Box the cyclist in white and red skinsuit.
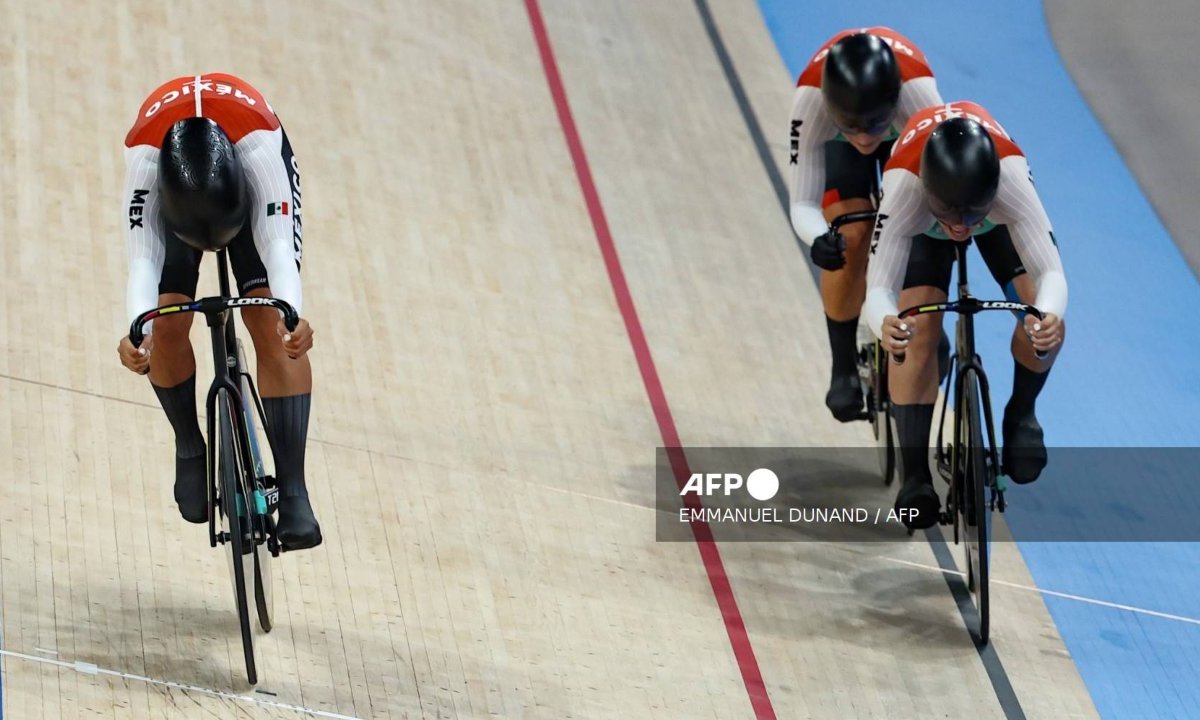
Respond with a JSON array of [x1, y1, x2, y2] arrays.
[[863, 101, 1068, 529], [116, 73, 321, 550], [788, 27, 944, 423]]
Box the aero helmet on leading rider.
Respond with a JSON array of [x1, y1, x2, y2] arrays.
[[158, 117, 250, 251], [820, 33, 901, 136], [919, 116, 1000, 227]]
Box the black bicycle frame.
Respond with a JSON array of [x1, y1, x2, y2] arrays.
[[897, 239, 1046, 497], [127, 248, 299, 545], [204, 251, 251, 546], [947, 242, 1003, 494]]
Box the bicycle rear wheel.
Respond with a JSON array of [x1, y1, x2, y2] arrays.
[[252, 505, 274, 633], [218, 389, 258, 685], [236, 340, 275, 633], [961, 370, 991, 644], [861, 340, 896, 485]]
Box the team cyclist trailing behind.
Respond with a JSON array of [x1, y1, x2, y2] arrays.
[[787, 27, 945, 422]]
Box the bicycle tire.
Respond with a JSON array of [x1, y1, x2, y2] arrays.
[[861, 340, 896, 485], [253, 545, 273, 632], [236, 340, 275, 634], [962, 370, 991, 644], [879, 409, 897, 487], [219, 389, 258, 685]]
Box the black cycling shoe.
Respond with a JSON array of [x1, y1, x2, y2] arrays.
[[277, 496, 323, 551], [174, 454, 208, 524], [825, 371, 864, 423], [1003, 410, 1047, 484], [895, 475, 940, 530]]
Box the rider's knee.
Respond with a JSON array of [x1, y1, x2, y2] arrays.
[[841, 221, 870, 253], [905, 314, 942, 357], [152, 312, 193, 348], [242, 307, 283, 356]]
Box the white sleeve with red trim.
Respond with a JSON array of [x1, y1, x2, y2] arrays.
[[895, 77, 943, 124], [863, 169, 932, 339], [787, 85, 838, 246], [990, 156, 1068, 318], [238, 128, 303, 317], [124, 145, 165, 335]]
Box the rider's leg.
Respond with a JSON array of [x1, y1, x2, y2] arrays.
[[1003, 273, 1063, 483], [817, 139, 891, 422], [148, 238, 209, 523], [979, 227, 1064, 484], [821, 196, 873, 420], [888, 235, 954, 529], [231, 179, 321, 549]]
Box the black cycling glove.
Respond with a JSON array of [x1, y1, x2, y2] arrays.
[[810, 231, 846, 271]]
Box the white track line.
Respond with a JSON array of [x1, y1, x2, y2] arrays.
[[0, 648, 363, 720], [877, 554, 1200, 626], [539, 482, 1200, 628]]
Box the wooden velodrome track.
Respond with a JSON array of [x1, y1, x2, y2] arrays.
[[0, 0, 1099, 718]]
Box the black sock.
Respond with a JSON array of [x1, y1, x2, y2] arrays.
[[263, 394, 311, 499], [152, 375, 205, 459], [893, 403, 935, 483], [826, 315, 859, 378], [1005, 362, 1050, 421]]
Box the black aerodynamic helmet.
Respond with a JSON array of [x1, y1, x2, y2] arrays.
[[919, 117, 1001, 227], [820, 33, 902, 136], [158, 117, 250, 251]]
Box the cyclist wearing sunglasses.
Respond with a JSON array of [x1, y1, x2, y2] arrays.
[[863, 102, 1068, 528], [787, 28, 943, 422]]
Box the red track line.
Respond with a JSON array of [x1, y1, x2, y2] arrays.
[[521, 2, 777, 718]]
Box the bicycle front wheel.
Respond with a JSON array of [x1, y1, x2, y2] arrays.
[[218, 389, 258, 685], [961, 370, 991, 644]]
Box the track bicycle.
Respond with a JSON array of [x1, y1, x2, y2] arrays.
[[894, 237, 1046, 644], [130, 248, 297, 685], [827, 210, 898, 486]]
